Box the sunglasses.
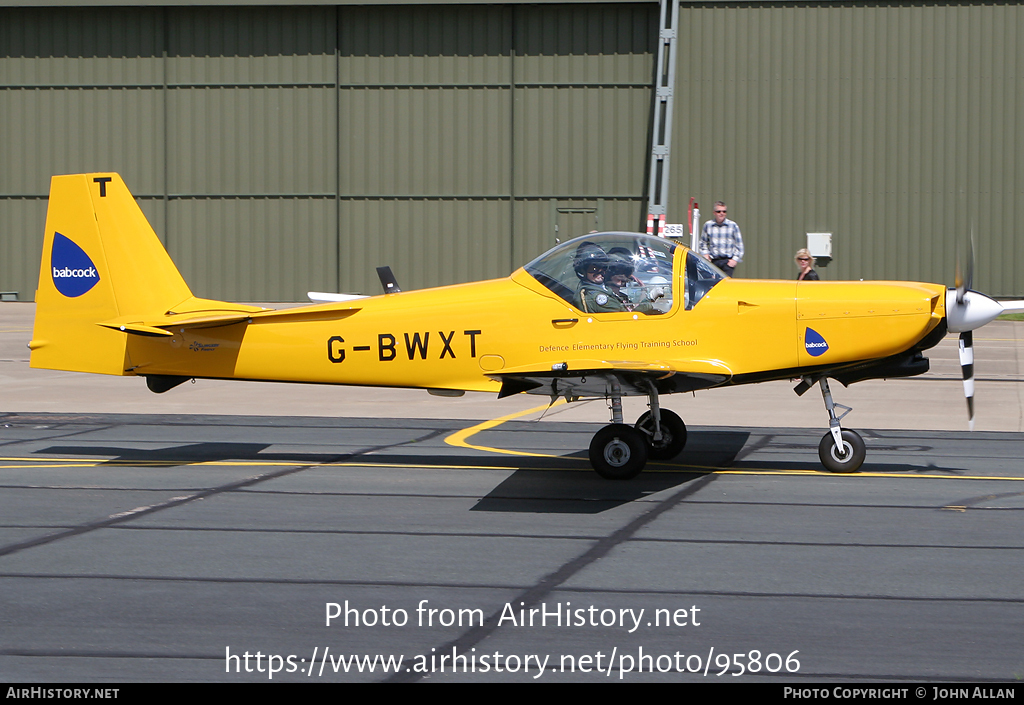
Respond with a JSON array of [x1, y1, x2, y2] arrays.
[[797, 257, 811, 262]]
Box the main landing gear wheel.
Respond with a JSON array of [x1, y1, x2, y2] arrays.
[[635, 409, 688, 460], [817, 429, 866, 473], [589, 424, 648, 480]]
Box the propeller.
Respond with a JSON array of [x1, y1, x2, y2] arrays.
[[946, 236, 1024, 430], [954, 237, 972, 306], [958, 329, 975, 431], [954, 237, 976, 430]]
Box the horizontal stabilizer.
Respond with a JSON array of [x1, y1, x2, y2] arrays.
[[99, 299, 362, 335], [98, 323, 175, 337]]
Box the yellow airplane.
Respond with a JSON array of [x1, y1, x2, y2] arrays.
[[29, 173, 1024, 478]]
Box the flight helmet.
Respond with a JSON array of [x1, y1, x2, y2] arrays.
[[573, 242, 609, 281]]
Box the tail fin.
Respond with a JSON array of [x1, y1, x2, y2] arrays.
[[30, 173, 194, 375]]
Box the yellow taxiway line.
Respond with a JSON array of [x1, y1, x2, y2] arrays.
[[4, 458, 1023, 482], [441, 408, 1024, 481], [4, 423, 1024, 483], [444, 400, 567, 457]]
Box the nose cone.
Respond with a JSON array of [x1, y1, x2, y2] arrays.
[[946, 289, 1004, 333]]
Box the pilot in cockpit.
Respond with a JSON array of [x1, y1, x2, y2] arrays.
[[572, 242, 624, 313]]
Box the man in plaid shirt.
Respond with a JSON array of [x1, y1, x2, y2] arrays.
[[699, 201, 744, 277]]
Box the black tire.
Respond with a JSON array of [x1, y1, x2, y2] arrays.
[[817, 429, 866, 473], [589, 424, 648, 480], [634, 409, 688, 460]]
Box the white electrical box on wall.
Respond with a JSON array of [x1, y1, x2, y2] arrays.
[[807, 232, 832, 259]]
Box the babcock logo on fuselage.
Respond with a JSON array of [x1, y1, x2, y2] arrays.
[[51, 232, 100, 297], [804, 328, 829, 357]]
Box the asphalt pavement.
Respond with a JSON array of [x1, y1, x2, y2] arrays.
[[2, 303, 1023, 683]]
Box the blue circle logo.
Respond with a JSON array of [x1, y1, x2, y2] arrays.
[[51, 232, 101, 298], [804, 328, 829, 357]]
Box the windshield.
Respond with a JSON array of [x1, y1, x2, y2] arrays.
[[524, 232, 676, 314], [684, 250, 726, 310]]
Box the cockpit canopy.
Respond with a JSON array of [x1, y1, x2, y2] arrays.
[[523, 232, 724, 312]]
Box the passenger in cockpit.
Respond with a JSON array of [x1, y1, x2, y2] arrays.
[[606, 254, 664, 314]]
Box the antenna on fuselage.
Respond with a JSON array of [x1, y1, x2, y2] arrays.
[[376, 266, 402, 294]]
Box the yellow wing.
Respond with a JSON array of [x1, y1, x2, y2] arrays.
[[490, 358, 732, 399]]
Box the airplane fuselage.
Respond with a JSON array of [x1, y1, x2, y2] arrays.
[[124, 265, 946, 395]]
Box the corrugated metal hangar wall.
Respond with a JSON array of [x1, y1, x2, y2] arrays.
[[0, 3, 656, 301], [2, 2, 1022, 301], [672, 2, 1024, 296]]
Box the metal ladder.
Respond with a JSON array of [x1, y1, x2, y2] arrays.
[[645, 0, 681, 236]]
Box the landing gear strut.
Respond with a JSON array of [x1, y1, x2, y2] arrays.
[[635, 382, 687, 459], [588, 381, 687, 479], [815, 378, 865, 473]]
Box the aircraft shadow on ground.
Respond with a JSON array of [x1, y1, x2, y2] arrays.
[[466, 429, 755, 514], [35, 427, 970, 516], [468, 470, 707, 514], [725, 459, 972, 475], [35, 442, 347, 466]]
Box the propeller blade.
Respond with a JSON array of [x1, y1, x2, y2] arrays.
[[958, 331, 975, 431], [954, 232, 975, 305], [952, 234, 982, 431], [954, 256, 965, 305]]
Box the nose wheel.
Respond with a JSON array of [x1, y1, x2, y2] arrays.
[[818, 429, 865, 473], [802, 377, 866, 473]]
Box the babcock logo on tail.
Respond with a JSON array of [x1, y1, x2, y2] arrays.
[[51, 232, 100, 297], [804, 328, 829, 357]]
